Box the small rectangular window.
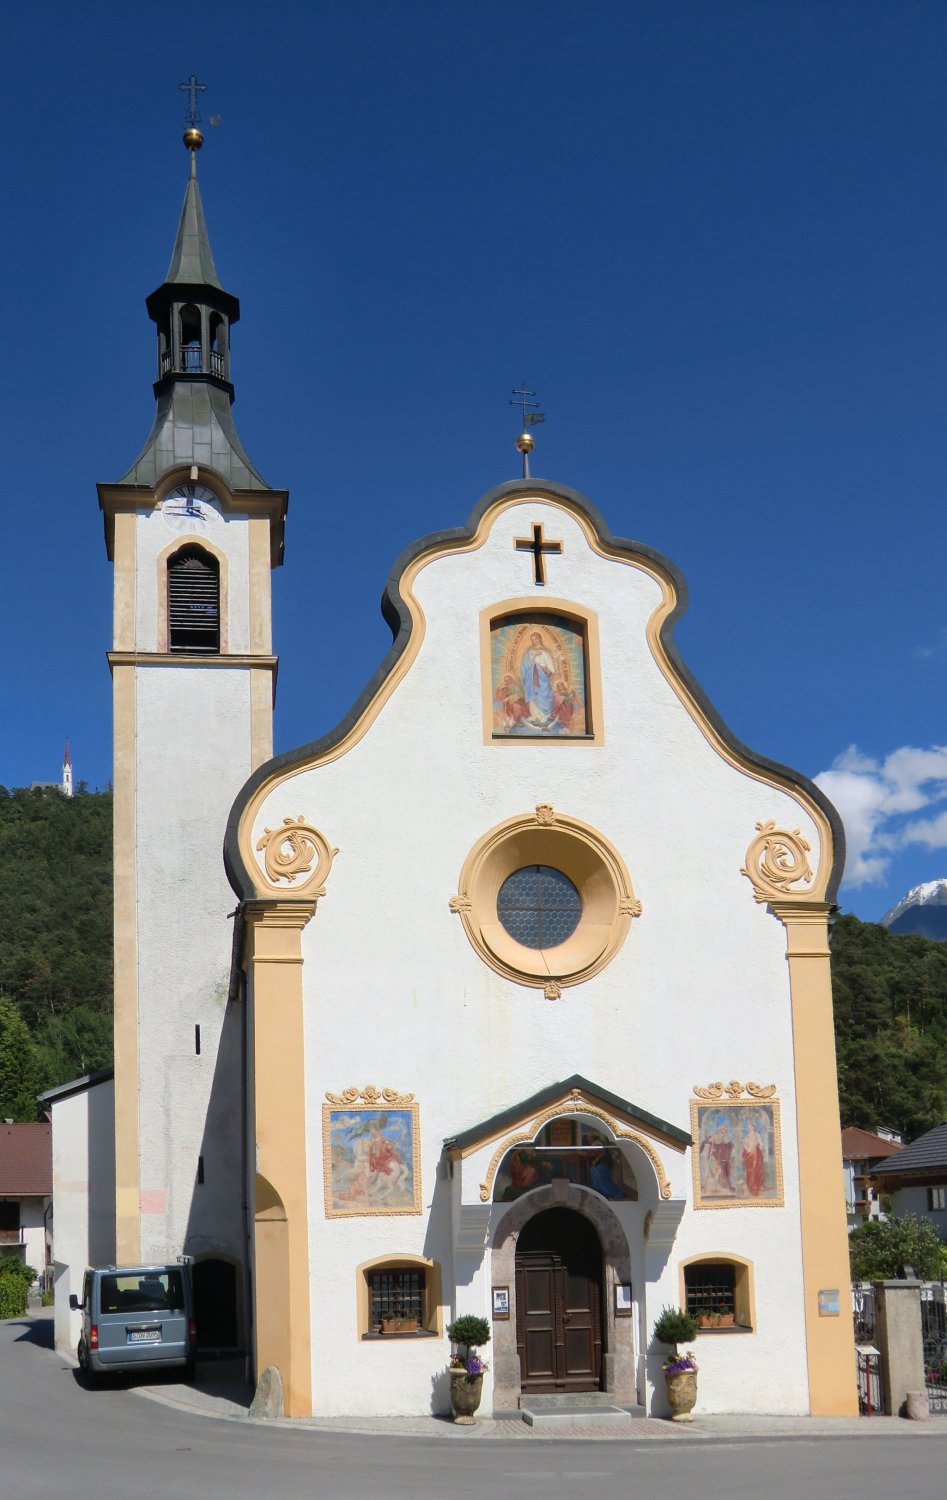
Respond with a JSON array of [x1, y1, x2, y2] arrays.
[[197, 1155, 205, 1186], [194, 1024, 201, 1055], [369, 1270, 424, 1334], [684, 1262, 737, 1324], [928, 1187, 946, 1211]]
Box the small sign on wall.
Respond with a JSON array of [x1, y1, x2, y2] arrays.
[[818, 1289, 840, 1317], [492, 1286, 510, 1320]]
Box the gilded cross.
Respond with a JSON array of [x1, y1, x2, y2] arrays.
[[515, 522, 562, 586]]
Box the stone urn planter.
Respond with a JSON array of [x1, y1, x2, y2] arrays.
[[653, 1305, 699, 1423], [664, 1364, 698, 1422], [446, 1313, 491, 1426], [450, 1368, 485, 1424]]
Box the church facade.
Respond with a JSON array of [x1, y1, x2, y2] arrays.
[[93, 133, 857, 1419]]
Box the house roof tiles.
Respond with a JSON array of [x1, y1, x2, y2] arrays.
[[841, 1126, 903, 1161], [876, 1122, 947, 1176], [0, 1122, 51, 1196]]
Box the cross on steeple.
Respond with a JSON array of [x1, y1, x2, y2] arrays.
[[515, 522, 562, 586], [179, 74, 208, 127]]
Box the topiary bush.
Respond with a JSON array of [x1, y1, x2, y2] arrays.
[[653, 1305, 698, 1349], [446, 1314, 491, 1356]]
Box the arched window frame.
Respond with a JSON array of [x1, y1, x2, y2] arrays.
[[479, 597, 604, 747], [157, 536, 229, 654], [355, 1254, 443, 1341], [679, 1253, 756, 1334]]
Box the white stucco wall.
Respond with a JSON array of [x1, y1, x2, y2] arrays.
[[248, 496, 828, 1417], [134, 663, 250, 1267], [50, 1079, 115, 1355]]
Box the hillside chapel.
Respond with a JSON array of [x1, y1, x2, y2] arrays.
[[59, 124, 858, 1419]]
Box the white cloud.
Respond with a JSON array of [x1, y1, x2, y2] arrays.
[[814, 743, 947, 888]]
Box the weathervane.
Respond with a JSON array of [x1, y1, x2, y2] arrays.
[[509, 382, 546, 478], [179, 74, 208, 152]]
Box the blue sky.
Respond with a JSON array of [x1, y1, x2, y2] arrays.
[[3, 0, 947, 922]]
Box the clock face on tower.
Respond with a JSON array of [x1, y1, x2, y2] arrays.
[[160, 483, 221, 533]]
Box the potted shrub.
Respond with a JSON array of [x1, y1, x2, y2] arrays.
[[446, 1314, 491, 1424], [653, 1305, 699, 1422]]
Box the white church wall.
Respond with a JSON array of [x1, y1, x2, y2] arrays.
[[50, 1078, 114, 1356], [248, 496, 829, 1415], [134, 664, 250, 1266]]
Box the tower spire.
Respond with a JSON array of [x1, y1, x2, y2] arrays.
[[117, 79, 269, 491]]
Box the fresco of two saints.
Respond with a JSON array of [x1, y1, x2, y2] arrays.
[[693, 1103, 782, 1207], [491, 613, 588, 737], [324, 1108, 420, 1216]]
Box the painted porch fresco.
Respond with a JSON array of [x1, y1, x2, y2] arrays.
[[323, 1106, 421, 1217], [491, 613, 588, 737], [494, 1136, 638, 1203], [691, 1101, 783, 1208]]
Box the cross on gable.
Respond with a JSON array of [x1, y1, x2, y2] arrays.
[[515, 522, 563, 586]]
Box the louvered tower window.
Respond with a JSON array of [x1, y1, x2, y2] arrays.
[[168, 547, 220, 654]]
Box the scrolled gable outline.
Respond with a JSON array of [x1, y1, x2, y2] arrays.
[[476, 1100, 673, 1203], [256, 815, 338, 895], [741, 820, 814, 904]]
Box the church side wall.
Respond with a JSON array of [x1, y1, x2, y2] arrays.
[[51, 1081, 115, 1356]]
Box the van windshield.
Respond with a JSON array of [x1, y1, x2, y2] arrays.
[[100, 1270, 186, 1315]]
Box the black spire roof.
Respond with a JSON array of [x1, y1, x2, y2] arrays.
[[119, 149, 269, 491]]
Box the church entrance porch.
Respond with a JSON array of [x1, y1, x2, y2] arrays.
[[515, 1207, 603, 1392]]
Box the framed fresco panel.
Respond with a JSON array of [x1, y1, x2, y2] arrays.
[[690, 1099, 784, 1209], [323, 1096, 421, 1218], [485, 606, 598, 741]]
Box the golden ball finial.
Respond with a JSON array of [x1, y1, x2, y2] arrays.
[[183, 126, 204, 151], [515, 431, 535, 454]]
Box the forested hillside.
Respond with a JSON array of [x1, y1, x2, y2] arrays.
[[832, 913, 947, 1139], [0, 785, 112, 1117], [1, 785, 947, 1138]]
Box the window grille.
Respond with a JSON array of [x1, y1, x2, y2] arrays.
[[496, 864, 582, 948], [684, 1262, 737, 1320], [168, 548, 220, 653], [368, 1269, 424, 1333]]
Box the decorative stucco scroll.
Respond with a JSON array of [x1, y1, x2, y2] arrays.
[[741, 820, 814, 903], [324, 1085, 415, 1107], [692, 1080, 777, 1102], [255, 815, 338, 894]]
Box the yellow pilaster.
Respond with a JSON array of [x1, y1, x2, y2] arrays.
[[245, 900, 316, 1417], [771, 901, 858, 1416]]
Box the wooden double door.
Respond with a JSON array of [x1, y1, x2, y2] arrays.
[[515, 1208, 604, 1392]]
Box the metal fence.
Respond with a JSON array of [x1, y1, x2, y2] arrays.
[[920, 1283, 947, 1415], [852, 1283, 882, 1416]]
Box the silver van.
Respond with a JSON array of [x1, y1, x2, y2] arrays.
[[70, 1264, 196, 1382]]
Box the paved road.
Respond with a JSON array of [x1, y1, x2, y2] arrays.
[[5, 1314, 947, 1500]]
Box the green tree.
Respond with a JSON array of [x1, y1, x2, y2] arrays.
[[848, 1214, 947, 1282], [0, 995, 40, 1120]]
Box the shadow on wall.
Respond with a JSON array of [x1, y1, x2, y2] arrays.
[[88, 1081, 116, 1267], [185, 994, 247, 1352]]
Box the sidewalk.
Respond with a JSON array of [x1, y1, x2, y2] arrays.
[[131, 1364, 947, 1440]]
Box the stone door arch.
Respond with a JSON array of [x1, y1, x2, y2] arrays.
[[491, 1183, 635, 1412]]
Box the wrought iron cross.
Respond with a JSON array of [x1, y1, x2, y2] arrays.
[[515, 522, 562, 586], [179, 74, 209, 127], [509, 382, 545, 429]]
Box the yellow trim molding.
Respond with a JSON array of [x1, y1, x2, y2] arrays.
[[769, 901, 858, 1415], [450, 804, 639, 994], [244, 899, 316, 1417], [478, 596, 604, 746], [255, 816, 338, 895], [742, 821, 815, 904]]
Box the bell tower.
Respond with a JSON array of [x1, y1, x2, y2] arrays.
[[98, 97, 287, 1306]]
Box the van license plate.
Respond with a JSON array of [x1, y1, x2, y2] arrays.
[[128, 1330, 160, 1342]]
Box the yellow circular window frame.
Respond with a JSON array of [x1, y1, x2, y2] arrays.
[[450, 804, 640, 995]]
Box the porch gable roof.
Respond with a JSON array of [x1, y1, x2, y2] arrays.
[[443, 1074, 691, 1158]]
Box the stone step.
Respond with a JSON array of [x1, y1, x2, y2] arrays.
[[519, 1393, 647, 1429]]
